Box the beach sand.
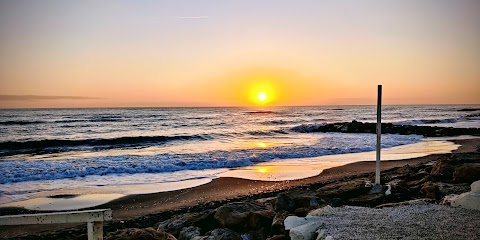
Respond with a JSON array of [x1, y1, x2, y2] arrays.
[[0, 138, 478, 239]]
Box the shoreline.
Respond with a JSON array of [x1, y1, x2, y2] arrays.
[[1, 138, 478, 239]]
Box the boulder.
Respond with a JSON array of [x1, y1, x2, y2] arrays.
[[179, 226, 201, 240], [271, 211, 290, 234], [214, 202, 272, 231], [450, 192, 480, 211], [472, 180, 480, 193], [105, 227, 176, 240], [294, 208, 310, 217], [348, 192, 385, 206], [430, 160, 455, 180], [267, 235, 288, 240], [307, 205, 335, 217], [156, 210, 216, 236], [317, 179, 369, 199], [192, 228, 242, 240], [453, 163, 480, 183], [418, 182, 439, 200], [436, 182, 470, 196], [284, 216, 320, 231], [275, 193, 296, 212], [292, 195, 322, 210], [289, 221, 322, 240]]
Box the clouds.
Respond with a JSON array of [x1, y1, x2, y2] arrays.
[[0, 95, 100, 101]]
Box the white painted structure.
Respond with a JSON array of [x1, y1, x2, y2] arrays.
[[0, 209, 112, 240]]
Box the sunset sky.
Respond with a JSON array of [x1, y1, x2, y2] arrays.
[[0, 0, 479, 108]]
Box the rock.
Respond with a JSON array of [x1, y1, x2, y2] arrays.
[[472, 180, 480, 193], [418, 181, 439, 200], [192, 228, 242, 240], [267, 235, 288, 240], [436, 182, 470, 196], [275, 193, 296, 212], [214, 202, 272, 231], [272, 211, 290, 234], [179, 226, 201, 240], [325, 236, 333, 240], [376, 199, 435, 208], [450, 192, 480, 210], [293, 195, 321, 210], [157, 211, 216, 236], [289, 221, 322, 240], [318, 179, 369, 199], [453, 163, 480, 183], [105, 227, 176, 240], [294, 208, 310, 217], [348, 193, 384, 206], [242, 228, 268, 240], [308, 205, 335, 217], [284, 216, 320, 231], [329, 198, 344, 207], [430, 160, 455, 180]]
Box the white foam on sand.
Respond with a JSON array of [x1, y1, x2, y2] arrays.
[[218, 139, 459, 181]]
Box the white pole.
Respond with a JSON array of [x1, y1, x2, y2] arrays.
[[375, 85, 382, 185]]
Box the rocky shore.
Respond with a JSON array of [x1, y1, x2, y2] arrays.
[[3, 138, 479, 240]]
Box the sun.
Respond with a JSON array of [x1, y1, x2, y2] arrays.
[[257, 92, 267, 102]]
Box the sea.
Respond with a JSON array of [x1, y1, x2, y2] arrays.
[[0, 105, 479, 206]]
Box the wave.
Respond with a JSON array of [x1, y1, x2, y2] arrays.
[[0, 133, 422, 184], [0, 120, 46, 125], [0, 134, 213, 152]]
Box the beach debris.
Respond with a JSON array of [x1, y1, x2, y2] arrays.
[[266, 235, 288, 240], [448, 180, 480, 211], [274, 193, 295, 212], [364, 180, 372, 187], [385, 184, 392, 196], [308, 205, 335, 217], [289, 220, 322, 240], [105, 227, 177, 240]]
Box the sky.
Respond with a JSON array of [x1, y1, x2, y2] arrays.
[[0, 0, 479, 108]]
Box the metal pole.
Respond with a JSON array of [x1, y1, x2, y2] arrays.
[[375, 85, 382, 185]]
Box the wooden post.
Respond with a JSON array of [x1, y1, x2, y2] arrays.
[[88, 221, 104, 240], [375, 85, 382, 185]]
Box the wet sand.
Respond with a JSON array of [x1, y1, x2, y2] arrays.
[[0, 138, 478, 239]]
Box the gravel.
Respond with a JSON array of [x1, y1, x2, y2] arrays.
[[319, 204, 480, 240]]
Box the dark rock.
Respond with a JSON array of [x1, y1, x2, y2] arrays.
[[292, 195, 321, 210], [318, 179, 369, 199], [453, 163, 480, 183], [436, 182, 470, 196], [214, 202, 272, 231], [431, 161, 455, 180], [179, 226, 201, 240], [157, 211, 216, 236], [419, 182, 439, 200], [275, 193, 295, 212], [105, 227, 176, 240], [329, 198, 345, 207], [243, 228, 268, 240], [267, 235, 288, 240], [348, 193, 385, 207], [271, 211, 290, 235], [293, 207, 310, 217], [200, 228, 242, 240]]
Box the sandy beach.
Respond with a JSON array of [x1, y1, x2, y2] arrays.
[[1, 138, 478, 239]]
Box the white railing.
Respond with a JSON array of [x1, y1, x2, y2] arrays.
[[0, 209, 112, 240]]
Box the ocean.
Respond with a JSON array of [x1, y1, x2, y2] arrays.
[[0, 105, 479, 205]]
